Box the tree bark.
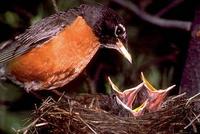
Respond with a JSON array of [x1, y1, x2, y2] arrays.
[[180, 5, 200, 97]]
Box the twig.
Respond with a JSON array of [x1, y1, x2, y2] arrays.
[[156, 0, 184, 17], [191, 111, 200, 122], [57, 91, 66, 102], [52, 90, 71, 100], [35, 122, 48, 127], [171, 92, 186, 100], [16, 118, 39, 134], [89, 98, 96, 108], [51, 0, 59, 12], [186, 92, 200, 106], [78, 116, 98, 134], [112, 0, 192, 31], [184, 114, 200, 132]]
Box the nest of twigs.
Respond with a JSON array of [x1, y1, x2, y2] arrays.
[[17, 93, 200, 134]]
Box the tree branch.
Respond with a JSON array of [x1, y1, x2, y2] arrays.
[[155, 0, 184, 17], [51, 0, 59, 12], [112, 0, 192, 31]]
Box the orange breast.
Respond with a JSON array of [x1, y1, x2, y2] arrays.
[[7, 16, 100, 90]]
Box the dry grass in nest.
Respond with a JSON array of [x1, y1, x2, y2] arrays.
[[17, 92, 200, 134]]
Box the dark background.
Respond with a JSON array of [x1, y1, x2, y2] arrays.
[[0, 0, 198, 133]]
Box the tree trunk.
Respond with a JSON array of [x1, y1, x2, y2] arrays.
[[180, 5, 200, 97]]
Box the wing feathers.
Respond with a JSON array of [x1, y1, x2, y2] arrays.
[[0, 9, 79, 63]]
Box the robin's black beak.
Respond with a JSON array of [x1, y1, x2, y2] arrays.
[[115, 39, 132, 63]]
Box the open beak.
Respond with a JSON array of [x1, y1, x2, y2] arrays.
[[115, 96, 148, 117], [108, 76, 122, 95], [132, 99, 148, 117], [141, 72, 176, 111], [141, 72, 175, 93], [108, 76, 143, 108], [116, 39, 132, 63]]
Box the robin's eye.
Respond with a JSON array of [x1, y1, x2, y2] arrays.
[[116, 28, 123, 35], [114, 24, 126, 38]]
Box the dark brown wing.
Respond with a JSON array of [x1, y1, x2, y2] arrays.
[[0, 9, 79, 63]]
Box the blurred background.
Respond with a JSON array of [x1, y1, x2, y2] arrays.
[[0, 0, 198, 133]]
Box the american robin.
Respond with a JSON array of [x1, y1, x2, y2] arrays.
[[108, 76, 143, 108], [108, 76, 146, 116], [108, 73, 175, 116], [0, 4, 132, 92], [141, 72, 175, 112]]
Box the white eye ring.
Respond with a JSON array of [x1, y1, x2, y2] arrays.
[[115, 24, 126, 38]]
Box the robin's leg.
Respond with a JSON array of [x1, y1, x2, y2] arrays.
[[51, 90, 71, 100], [83, 71, 96, 94], [30, 91, 44, 100]]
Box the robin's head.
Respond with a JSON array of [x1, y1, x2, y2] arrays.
[[78, 4, 132, 63]]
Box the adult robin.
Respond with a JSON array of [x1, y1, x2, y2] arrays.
[[0, 4, 132, 92]]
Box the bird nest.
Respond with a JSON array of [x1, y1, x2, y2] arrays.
[[17, 93, 200, 134]]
